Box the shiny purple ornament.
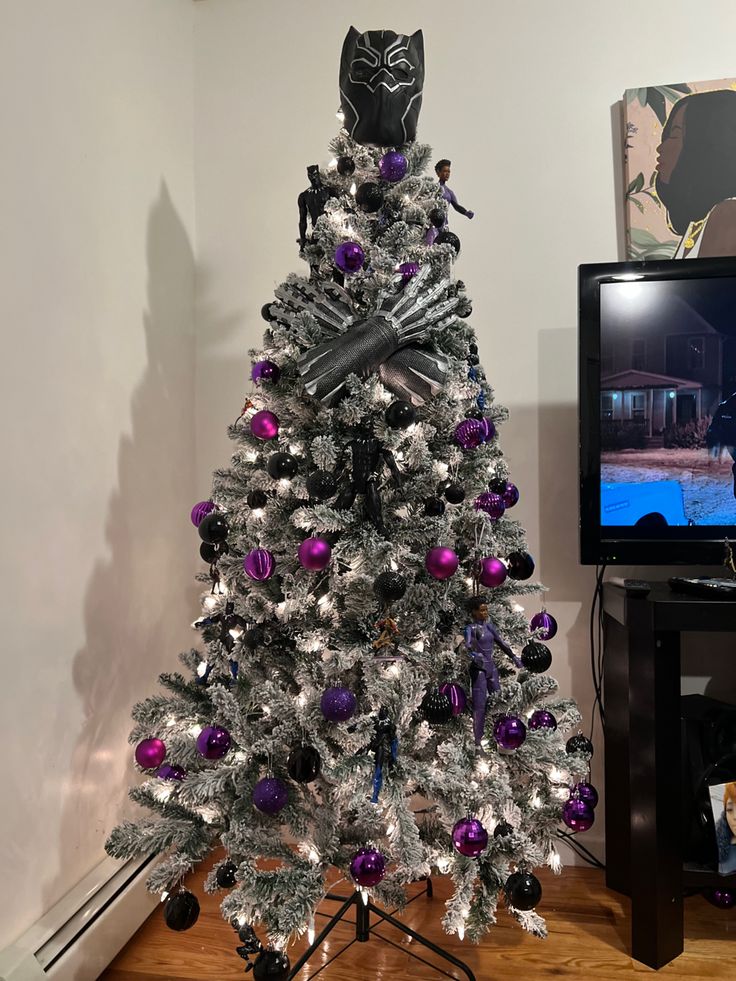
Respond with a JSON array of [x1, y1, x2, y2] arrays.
[[157, 764, 187, 781], [251, 360, 281, 384], [528, 709, 557, 731], [474, 493, 506, 520], [190, 500, 215, 527], [530, 610, 558, 640], [454, 417, 495, 451], [196, 725, 231, 760], [320, 687, 357, 722], [135, 738, 166, 769], [250, 410, 279, 440], [478, 556, 507, 587], [425, 546, 459, 581], [297, 537, 332, 571], [398, 261, 419, 283], [350, 847, 387, 887], [243, 548, 275, 581], [334, 241, 365, 274], [252, 776, 289, 815], [572, 782, 599, 808], [439, 682, 467, 717], [493, 715, 527, 751], [452, 817, 489, 858], [562, 797, 595, 832], [378, 151, 407, 182], [704, 888, 736, 909], [503, 482, 520, 508]]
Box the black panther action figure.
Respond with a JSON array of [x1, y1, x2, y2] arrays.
[[298, 165, 335, 249], [335, 434, 402, 537], [368, 707, 398, 803]]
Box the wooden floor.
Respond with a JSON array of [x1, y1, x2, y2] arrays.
[[102, 852, 736, 980]]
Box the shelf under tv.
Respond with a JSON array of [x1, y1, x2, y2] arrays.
[[683, 862, 736, 889]]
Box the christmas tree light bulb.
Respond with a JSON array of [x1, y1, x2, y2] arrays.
[[308, 848, 320, 863], [160, 891, 169, 903], [252, 508, 264, 519], [548, 846, 562, 874], [349, 182, 357, 195], [166, 716, 176, 727], [389, 559, 398, 571], [457, 924, 465, 941], [197, 661, 208, 677], [245, 451, 258, 462], [512, 603, 525, 613], [530, 792, 542, 809], [237, 915, 247, 927], [336, 108, 344, 122], [262, 704, 271, 715], [476, 758, 490, 776], [437, 857, 451, 873], [189, 724, 203, 738], [360, 889, 368, 905], [387, 824, 395, 835], [328, 157, 337, 169], [203, 596, 218, 611], [308, 916, 315, 944], [549, 766, 569, 783], [229, 627, 243, 640]]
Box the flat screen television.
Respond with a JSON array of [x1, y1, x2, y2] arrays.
[[579, 257, 736, 565]]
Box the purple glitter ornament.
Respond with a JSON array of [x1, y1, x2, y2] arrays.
[[378, 151, 408, 182], [530, 610, 558, 640], [243, 548, 275, 581], [493, 715, 527, 751], [425, 546, 459, 581], [452, 817, 489, 858], [157, 764, 187, 781], [350, 847, 387, 887], [335, 241, 365, 274], [562, 797, 595, 832], [320, 687, 357, 722], [478, 556, 507, 588], [704, 888, 736, 909], [135, 738, 166, 769], [196, 725, 231, 760], [190, 500, 215, 527], [474, 493, 506, 520], [503, 482, 520, 508], [297, 537, 332, 572], [250, 410, 280, 441], [252, 776, 289, 815], [572, 782, 599, 808], [528, 709, 557, 731], [439, 682, 467, 716], [251, 360, 281, 384], [398, 261, 420, 283], [454, 417, 494, 450]]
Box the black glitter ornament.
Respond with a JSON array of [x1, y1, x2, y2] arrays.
[[287, 744, 321, 783], [464, 408, 485, 420], [385, 400, 416, 429], [421, 689, 453, 725], [198, 513, 229, 544], [428, 207, 445, 228], [247, 489, 268, 509], [336, 155, 355, 176], [507, 551, 535, 581], [488, 477, 508, 494], [566, 734, 594, 756], [267, 452, 298, 479], [355, 182, 383, 213], [164, 890, 200, 931], [493, 821, 514, 838], [520, 641, 552, 674], [444, 482, 465, 504], [216, 861, 238, 888], [460, 304, 474, 320], [424, 498, 446, 517], [373, 571, 407, 603], [200, 541, 228, 563], [504, 871, 542, 911], [305, 470, 337, 501], [253, 949, 290, 981], [261, 303, 277, 322], [435, 230, 461, 254]]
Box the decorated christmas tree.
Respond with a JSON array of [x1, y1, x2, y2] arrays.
[[106, 26, 594, 976]]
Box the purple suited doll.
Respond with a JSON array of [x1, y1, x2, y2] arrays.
[[427, 159, 475, 244], [464, 595, 521, 747]]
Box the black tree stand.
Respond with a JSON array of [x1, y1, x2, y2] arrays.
[[287, 879, 476, 980]]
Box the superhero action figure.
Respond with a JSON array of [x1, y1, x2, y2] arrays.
[[334, 434, 402, 537], [297, 165, 335, 250], [463, 595, 521, 747], [368, 707, 398, 802]]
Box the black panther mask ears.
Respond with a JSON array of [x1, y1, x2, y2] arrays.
[[339, 26, 425, 147]]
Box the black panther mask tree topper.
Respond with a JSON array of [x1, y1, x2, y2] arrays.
[[339, 27, 425, 147]]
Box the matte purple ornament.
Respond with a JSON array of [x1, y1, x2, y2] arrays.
[[503, 482, 520, 508], [297, 537, 332, 572], [530, 610, 558, 640], [350, 847, 387, 887], [562, 797, 595, 832], [243, 548, 275, 581], [378, 151, 408, 182], [705, 888, 736, 909], [251, 360, 281, 384], [398, 261, 420, 283], [478, 556, 507, 587], [252, 776, 289, 815], [452, 817, 489, 857], [425, 546, 459, 581], [196, 725, 231, 760], [454, 417, 494, 450], [474, 493, 506, 520], [320, 687, 357, 722], [572, 782, 599, 808], [250, 410, 280, 440], [335, 241, 365, 274], [135, 738, 166, 769], [493, 715, 527, 751], [157, 764, 187, 781], [190, 501, 215, 527], [528, 709, 557, 731], [439, 682, 467, 717]]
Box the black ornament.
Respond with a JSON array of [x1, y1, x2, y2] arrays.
[[469, 342, 478, 355], [421, 689, 453, 725], [493, 821, 514, 838], [467, 353, 480, 366], [428, 206, 445, 228], [460, 304, 474, 320], [216, 861, 238, 888], [444, 482, 465, 504], [305, 470, 337, 501], [164, 890, 200, 931], [488, 477, 508, 494], [507, 551, 535, 581], [200, 541, 227, 563], [435, 230, 461, 255], [424, 497, 446, 517], [243, 626, 264, 649], [267, 452, 298, 480], [198, 513, 229, 544], [253, 949, 291, 981], [247, 489, 269, 509], [261, 302, 277, 322], [385, 400, 416, 429], [337, 155, 355, 176], [355, 181, 383, 213], [464, 408, 485, 420], [287, 744, 322, 783], [520, 641, 552, 674], [504, 871, 542, 911], [566, 734, 594, 757], [373, 571, 407, 603]]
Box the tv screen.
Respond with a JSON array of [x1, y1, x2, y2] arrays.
[[579, 258, 736, 565]]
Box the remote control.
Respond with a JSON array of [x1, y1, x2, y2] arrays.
[[608, 577, 651, 597]]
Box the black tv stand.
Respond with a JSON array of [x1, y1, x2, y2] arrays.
[[668, 576, 736, 599]]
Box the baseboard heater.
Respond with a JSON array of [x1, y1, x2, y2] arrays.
[[0, 855, 158, 981]]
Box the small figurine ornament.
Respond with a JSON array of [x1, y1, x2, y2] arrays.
[[334, 433, 402, 537], [464, 595, 522, 746], [369, 707, 398, 802], [298, 165, 335, 249], [372, 617, 398, 650], [426, 159, 474, 243], [194, 601, 247, 653]]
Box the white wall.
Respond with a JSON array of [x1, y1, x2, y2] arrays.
[[0, 1, 197, 948]]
